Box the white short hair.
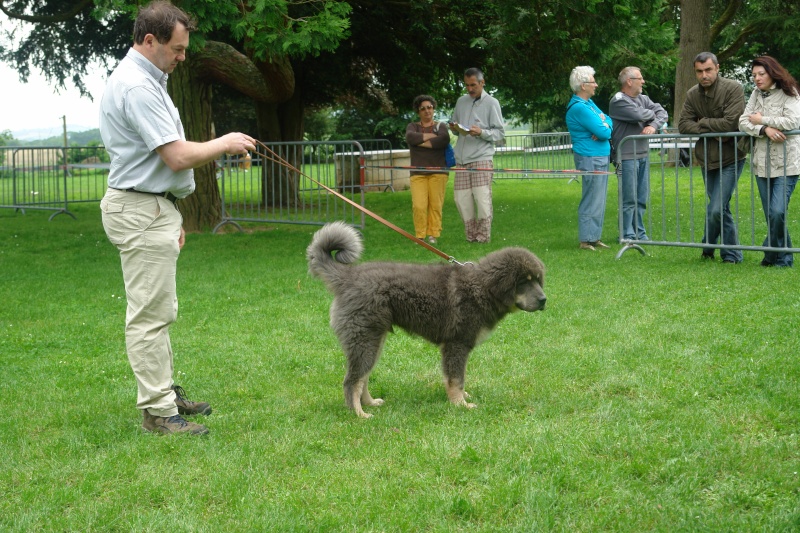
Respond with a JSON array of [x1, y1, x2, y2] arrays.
[[618, 66, 641, 85], [569, 66, 595, 94]]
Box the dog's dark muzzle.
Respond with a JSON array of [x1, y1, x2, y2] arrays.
[[517, 295, 546, 312]]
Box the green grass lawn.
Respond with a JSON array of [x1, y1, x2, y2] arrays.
[[1, 178, 798, 532]]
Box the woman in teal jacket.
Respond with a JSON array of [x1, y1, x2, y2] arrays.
[[566, 66, 613, 251]]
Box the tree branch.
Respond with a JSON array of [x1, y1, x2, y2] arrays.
[[191, 40, 295, 104], [0, 0, 94, 23], [709, 0, 743, 43], [716, 16, 782, 62]]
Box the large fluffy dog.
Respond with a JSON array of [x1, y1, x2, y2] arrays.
[[307, 221, 546, 418]]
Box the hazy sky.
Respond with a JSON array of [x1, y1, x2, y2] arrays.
[[1, 63, 107, 136]]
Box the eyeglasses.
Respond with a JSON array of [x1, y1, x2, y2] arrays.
[[629, 77, 644, 81], [418, 105, 434, 111], [583, 81, 598, 86]]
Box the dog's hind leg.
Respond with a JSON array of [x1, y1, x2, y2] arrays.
[[341, 331, 387, 418], [361, 375, 385, 408], [441, 343, 477, 409]]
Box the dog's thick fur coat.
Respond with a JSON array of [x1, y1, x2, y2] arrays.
[[307, 222, 546, 418]]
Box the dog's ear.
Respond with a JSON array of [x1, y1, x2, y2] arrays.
[[483, 249, 525, 306]]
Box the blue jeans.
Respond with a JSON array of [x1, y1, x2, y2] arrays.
[[702, 160, 744, 262], [620, 157, 650, 240], [757, 174, 798, 267], [575, 154, 609, 242]]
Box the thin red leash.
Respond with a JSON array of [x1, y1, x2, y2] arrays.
[[252, 141, 469, 265]]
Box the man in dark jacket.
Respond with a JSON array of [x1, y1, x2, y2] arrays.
[[610, 67, 668, 241], [678, 52, 748, 263]]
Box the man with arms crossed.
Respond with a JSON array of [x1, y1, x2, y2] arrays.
[[450, 68, 505, 243], [99, 1, 256, 435], [678, 52, 747, 263], [609, 66, 668, 241]]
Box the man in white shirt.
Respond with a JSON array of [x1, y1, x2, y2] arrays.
[[99, 0, 255, 435]]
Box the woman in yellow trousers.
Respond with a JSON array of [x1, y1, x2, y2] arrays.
[[405, 95, 451, 244]]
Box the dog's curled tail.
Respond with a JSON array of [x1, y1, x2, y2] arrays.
[[307, 221, 364, 280]]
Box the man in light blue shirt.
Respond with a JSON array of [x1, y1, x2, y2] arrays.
[[99, 0, 255, 436]]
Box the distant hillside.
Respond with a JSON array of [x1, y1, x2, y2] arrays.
[[9, 128, 102, 147]]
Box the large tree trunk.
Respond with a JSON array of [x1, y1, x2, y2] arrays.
[[166, 41, 299, 229], [169, 56, 219, 231], [673, 0, 712, 128], [255, 58, 304, 208], [254, 98, 306, 208]]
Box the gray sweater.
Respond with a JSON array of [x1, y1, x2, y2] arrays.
[[609, 91, 668, 162]]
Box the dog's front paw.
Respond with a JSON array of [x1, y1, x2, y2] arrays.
[[448, 395, 477, 409], [461, 391, 476, 408], [364, 398, 384, 406], [450, 399, 477, 409], [446, 383, 475, 405]]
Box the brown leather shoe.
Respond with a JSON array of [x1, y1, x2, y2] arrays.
[[579, 242, 596, 251], [142, 411, 209, 435], [592, 240, 610, 249], [172, 385, 212, 416]]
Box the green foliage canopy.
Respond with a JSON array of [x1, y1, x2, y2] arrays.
[[3, 0, 800, 138], [0, 0, 352, 95], [484, 0, 676, 126]]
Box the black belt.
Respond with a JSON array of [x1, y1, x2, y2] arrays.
[[112, 187, 179, 204]]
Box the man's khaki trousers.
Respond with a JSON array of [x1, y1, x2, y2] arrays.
[[101, 188, 181, 417]]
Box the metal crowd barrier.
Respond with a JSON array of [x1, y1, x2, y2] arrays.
[[497, 132, 577, 179], [212, 140, 368, 233], [2, 135, 581, 225], [10, 132, 798, 264], [0, 142, 368, 231], [614, 131, 800, 261], [0, 145, 110, 219]]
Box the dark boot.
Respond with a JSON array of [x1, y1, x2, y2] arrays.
[[142, 411, 209, 435], [172, 385, 212, 416]]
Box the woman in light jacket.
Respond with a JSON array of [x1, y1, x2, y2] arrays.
[[739, 55, 800, 267]]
